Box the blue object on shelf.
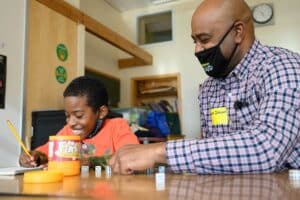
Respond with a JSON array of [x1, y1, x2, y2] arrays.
[[146, 111, 170, 136]]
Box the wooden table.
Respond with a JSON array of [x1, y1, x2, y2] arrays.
[[0, 170, 299, 200]]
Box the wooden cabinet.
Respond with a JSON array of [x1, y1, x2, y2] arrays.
[[131, 73, 182, 137], [131, 73, 181, 112]]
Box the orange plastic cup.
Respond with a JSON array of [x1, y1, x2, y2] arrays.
[[48, 135, 81, 176]]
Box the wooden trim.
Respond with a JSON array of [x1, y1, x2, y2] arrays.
[[35, 0, 153, 68], [131, 73, 180, 81], [85, 65, 120, 81], [118, 57, 150, 69], [35, 0, 83, 23]]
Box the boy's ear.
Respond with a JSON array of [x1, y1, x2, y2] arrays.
[[99, 105, 109, 119]]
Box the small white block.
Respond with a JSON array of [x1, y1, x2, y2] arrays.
[[105, 166, 112, 178], [95, 166, 102, 178], [81, 165, 89, 178], [81, 165, 89, 173], [289, 169, 300, 180], [155, 173, 165, 191], [158, 166, 165, 173]]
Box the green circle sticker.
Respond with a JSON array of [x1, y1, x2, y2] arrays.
[[56, 43, 68, 61], [55, 66, 67, 84]]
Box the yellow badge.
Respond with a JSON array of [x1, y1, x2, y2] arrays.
[[210, 107, 229, 125]]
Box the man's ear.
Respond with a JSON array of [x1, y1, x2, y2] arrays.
[[234, 21, 245, 43], [98, 105, 109, 119]]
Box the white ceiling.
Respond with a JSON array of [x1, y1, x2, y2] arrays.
[[103, 0, 180, 12]]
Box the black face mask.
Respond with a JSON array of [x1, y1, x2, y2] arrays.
[[195, 23, 238, 78], [85, 110, 119, 139], [86, 118, 105, 139]]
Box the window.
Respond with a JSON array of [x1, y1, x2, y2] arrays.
[[138, 11, 172, 45]]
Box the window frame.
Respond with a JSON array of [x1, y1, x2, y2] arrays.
[[136, 10, 174, 46]]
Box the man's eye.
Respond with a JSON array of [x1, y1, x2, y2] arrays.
[[200, 38, 210, 44], [193, 36, 210, 45]]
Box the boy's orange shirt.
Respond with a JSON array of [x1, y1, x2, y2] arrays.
[[36, 118, 139, 156]]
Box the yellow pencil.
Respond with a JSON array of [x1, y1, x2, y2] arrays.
[[6, 120, 32, 157]]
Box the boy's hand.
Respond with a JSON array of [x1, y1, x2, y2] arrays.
[[19, 150, 48, 168]]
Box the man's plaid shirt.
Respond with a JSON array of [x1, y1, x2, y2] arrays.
[[167, 40, 300, 174]]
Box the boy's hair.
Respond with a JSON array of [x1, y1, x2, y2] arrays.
[[63, 76, 108, 112]]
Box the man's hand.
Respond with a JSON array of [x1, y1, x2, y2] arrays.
[[19, 150, 48, 168], [109, 142, 167, 175]]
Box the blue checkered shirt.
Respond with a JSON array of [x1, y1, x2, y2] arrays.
[[167, 40, 300, 174]]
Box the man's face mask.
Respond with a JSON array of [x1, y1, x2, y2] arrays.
[[195, 23, 238, 78]]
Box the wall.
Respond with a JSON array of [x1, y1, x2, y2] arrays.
[[83, 0, 300, 139], [0, 0, 27, 167], [119, 0, 204, 139], [80, 0, 126, 79], [248, 0, 300, 53]]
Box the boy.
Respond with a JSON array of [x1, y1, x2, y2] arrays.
[[20, 76, 139, 167]]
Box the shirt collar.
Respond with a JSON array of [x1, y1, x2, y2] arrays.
[[231, 40, 261, 80]]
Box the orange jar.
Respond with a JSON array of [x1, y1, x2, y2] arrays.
[[48, 135, 81, 176]]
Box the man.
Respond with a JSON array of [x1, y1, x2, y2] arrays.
[[109, 0, 300, 174]]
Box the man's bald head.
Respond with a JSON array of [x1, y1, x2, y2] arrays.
[[191, 0, 255, 66], [192, 0, 253, 34]]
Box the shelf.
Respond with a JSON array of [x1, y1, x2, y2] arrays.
[[137, 91, 177, 98], [131, 73, 183, 137], [131, 73, 181, 112]]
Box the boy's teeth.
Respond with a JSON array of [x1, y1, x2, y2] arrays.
[[72, 130, 81, 135]]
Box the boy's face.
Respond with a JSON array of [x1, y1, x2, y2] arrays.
[[64, 95, 100, 140]]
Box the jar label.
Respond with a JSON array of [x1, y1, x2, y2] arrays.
[[49, 140, 81, 161]]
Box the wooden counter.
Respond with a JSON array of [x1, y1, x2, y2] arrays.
[[0, 170, 299, 200]]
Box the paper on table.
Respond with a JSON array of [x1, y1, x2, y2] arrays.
[[0, 166, 43, 176]]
